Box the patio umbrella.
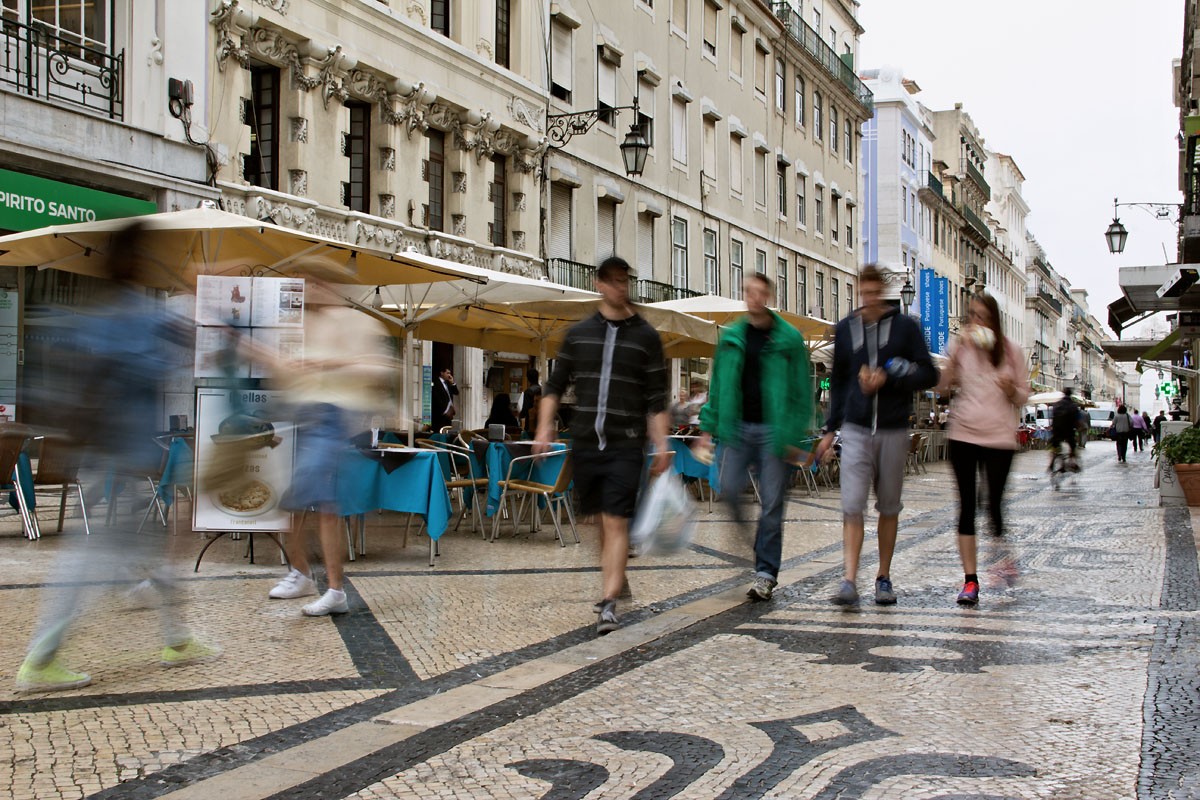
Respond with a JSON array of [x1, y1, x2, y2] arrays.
[[0, 207, 482, 290], [1028, 390, 1064, 405], [649, 294, 835, 343]]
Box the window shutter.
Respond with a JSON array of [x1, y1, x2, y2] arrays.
[[597, 200, 616, 261], [598, 58, 617, 108], [551, 23, 572, 92], [549, 183, 573, 259], [638, 214, 654, 275]]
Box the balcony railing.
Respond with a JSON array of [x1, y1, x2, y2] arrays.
[[546, 258, 595, 291], [0, 17, 124, 119], [961, 158, 991, 200], [770, 3, 874, 114], [960, 203, 991, 243], [636, 279, 700, 304], [925, 171, 943, 199]]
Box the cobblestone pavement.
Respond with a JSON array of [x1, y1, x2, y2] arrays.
[[1, 441, 1196, 799]]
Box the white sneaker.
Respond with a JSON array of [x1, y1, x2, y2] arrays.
[[302, 588, 349, 616], [268, 569, 317, 600], [126, 579, 157, 610]]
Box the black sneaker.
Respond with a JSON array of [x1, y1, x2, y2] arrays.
[[596, 600, 619, 635], [746, 576, 777, 601]]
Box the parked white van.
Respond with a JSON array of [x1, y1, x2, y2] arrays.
[[1087, 402, 1116, 436]]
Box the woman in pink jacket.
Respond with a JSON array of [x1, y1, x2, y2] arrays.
[[936, 292, 1030, 606]]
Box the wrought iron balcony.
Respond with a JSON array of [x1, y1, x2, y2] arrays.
[[635, 279, 699, 304], [546, 258, 596, 291], [0, 17, 124, 119], [960, 203, 991, 243], [770, 3, 874, 114], [961, 158, 991, 200], [923, 171, 943, 199]]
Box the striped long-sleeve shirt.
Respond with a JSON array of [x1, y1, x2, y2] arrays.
[[545, 311, 667, 451]]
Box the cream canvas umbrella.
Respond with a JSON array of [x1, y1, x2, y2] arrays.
[[649, 294, 835, 343], [0, 207, 481, 290]]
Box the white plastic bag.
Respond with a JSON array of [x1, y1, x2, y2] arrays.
[[630, 472, 696, 555]]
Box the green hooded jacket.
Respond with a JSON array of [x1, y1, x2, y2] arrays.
[[699, 313, 815, 456]]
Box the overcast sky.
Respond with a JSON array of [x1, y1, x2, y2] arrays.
[[858, 0, 1183, 339]]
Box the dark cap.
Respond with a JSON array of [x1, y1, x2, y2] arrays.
[[596, 255, 633, 280]]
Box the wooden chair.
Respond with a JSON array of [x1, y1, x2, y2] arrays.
[[0, 424, 37, 539], [416, 438, 489, 537], [905, 433, 927, 475], [490, 449, 576, 546], [31, 434, 90, 536]]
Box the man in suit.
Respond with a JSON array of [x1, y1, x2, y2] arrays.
[[431, 367, 458, 432]]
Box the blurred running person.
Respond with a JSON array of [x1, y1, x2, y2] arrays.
[[815, 265, 939, 607], [1049, 388, 1081, 470], [936, 293, 1029, 606]]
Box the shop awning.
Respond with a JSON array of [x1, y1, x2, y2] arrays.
[[1102, 328, 1183, 361], [648, 294, 835, 342], [1109, 264, 1200, 335]]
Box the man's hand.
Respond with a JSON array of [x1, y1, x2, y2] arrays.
[[650, 445, 671, 476], [858, 366, 886, 396], [814, 431, 836, 464]]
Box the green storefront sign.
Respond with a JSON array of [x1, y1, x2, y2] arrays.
[[0, 168, 156, 231]]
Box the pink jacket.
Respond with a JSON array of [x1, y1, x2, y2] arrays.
[[937, 336, 1030, 450]]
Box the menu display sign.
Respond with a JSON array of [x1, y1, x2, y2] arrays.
[[194, 276, 305, 379]]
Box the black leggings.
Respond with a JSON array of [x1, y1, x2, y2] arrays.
[[1114, 432, 1129, 462], [949, 440, 1015, 537]]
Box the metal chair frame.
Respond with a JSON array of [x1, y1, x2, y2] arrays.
[[490, 449, 576, 546]]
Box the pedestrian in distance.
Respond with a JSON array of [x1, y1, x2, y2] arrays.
[[1049, 388, 1082, 470], [935, 293, 1029, 606], [698, 273, 815, 602], [16, 221, 218, 692], [534, 256, 671, 635], [815, 265, 939, 607], [518, 368, 541, 434], [485, 393, 520, 430], [1154, 409, 1167, 445], [1130, 408, 1147, 453], [1112, 405, 1133, 463], [266, 285, 395, 616], [431, 367, 458, 433]]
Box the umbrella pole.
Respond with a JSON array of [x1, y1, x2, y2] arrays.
[[403, 328, 414, 444]]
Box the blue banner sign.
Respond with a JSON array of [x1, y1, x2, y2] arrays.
[[934, 277, 949, 355], [919, 267, 934, 351]]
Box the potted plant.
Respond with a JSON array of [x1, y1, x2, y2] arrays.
[[1155, 425, 1200, 505]]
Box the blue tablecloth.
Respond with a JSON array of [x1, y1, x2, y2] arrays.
[[484, 442, 568, 517], [336, 449, 453, 540], [669, 437, 718, 484]]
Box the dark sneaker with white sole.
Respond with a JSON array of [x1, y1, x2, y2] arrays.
[[746, 576, 777, 601], [596, 600, 620, 635], [874, 577, 897, 605], [832, 579, 859, 606]]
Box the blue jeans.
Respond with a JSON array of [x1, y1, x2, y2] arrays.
[[719, 421, 789, 581]]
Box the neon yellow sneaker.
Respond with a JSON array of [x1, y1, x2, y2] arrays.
[[160, 638, 222, 667], [15, 658, 91, 692]]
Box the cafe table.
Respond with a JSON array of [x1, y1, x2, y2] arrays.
[[472, 440, 568, 518]]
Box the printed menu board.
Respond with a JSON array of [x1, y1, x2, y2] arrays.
[[193, 388, 294, 532], [251, 277, 305, 328], [194, 276, 306, 378], [196, 275, 254, 327]]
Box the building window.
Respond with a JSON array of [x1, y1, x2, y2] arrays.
[[846, 207, 853, 247], [495, 0, 510, 68], [794, 71, 805, 127], [26, 0, 109, 51], [703, 0, 718, 58], [550, 21, 572, 102], [774, 56, 785, 112], [672, 99, 688, 164], [796, 174, 807, 226], [813, 91, 822, 141], [672, 0, 687, 33], [846, 281, 853, 316], [489, 155, 507, 247], [831, 275, 839, 316], [813, 8, 821, 31], [815, 271, 824, 318], [755, 248, 766, 275], [797, 263, 807, 313], [597, 199, 617, 261], [777, 257, 788, 311], [637, 213, 654, 275], [703, 227, 719, 294], [245, 65, 279, 191], [637, 78, 655, 144], [702, 119, 717, 183], [423, 130, 446, 231], [597, 49, 617, 125], [549, 182, 573, 258], [814, 187, 824, 233], [431, 0, 450, 37], [776, 161, 787, 217], [754, 42, 768, 95], [830, 106, 838, 153], [343, 101, 370, 212], [730, 24, 743, 78], [831, 196, 839, 243], [731, 238, 744, 299], [729, 135, 743, 197], [671, 216, 688, 288], [844, 118, 852, 160], [754, 150, 767, 206]]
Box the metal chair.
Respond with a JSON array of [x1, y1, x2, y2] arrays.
[[904, 433, 927, 475], [490, 449, 576, 546], [416, 438, 489, 537], [31, 434, 90, 536], [0, 424, 38, 539]]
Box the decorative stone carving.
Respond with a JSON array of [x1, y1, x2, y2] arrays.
[[476, 38, 493, 60], [452, 215, 467, 237], [346, 67, 389, 104], [492, 129, 523, 156], [406, 1, 427, 25], [289, 116, 308, 143], [254, 0, 289, 12], [380, 194, 396, 219], [340, 132, 349, 156], [382, 82, 437, 139], [424, 102, 456, 132], [454, 111, 504, 164], [512, 230, 526, 250], [508, 96, 544, 133], [356, 221, 399, 249], [288, 169, 307, 197], [512, 139, 549, 180], [380, 147, 395, 171], [211, 1, 253, 71], [451, 172, 467, 193], [512, 192, 526, 212], [248, 27, 299, 68], [254, 197, 317, 230]]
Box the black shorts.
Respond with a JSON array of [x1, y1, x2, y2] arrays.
[[572, 447, 645, 518]]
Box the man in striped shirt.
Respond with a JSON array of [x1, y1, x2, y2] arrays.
[[536, 256, 671, 635]]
